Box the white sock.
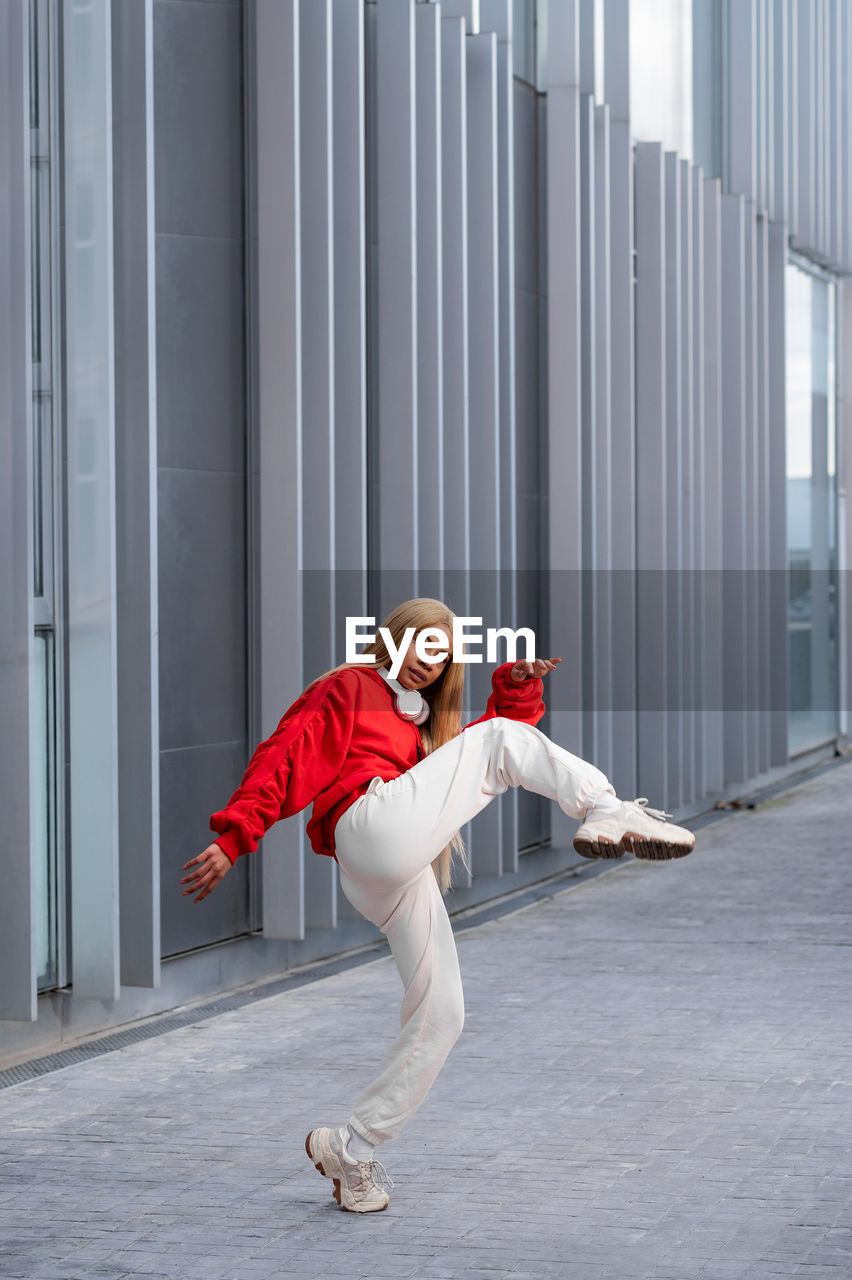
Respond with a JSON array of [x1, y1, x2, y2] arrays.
[[345, 1125, 375, 1163], [589, 788, 620, 813]]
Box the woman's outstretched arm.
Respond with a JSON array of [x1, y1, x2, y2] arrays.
[[180, 669, 360, 902], [464, 656, 562, 730]]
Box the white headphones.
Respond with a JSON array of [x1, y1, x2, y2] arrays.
[[377, 666, 431, 724]]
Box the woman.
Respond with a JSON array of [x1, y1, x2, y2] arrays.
[[180, 597, 694, 1213]]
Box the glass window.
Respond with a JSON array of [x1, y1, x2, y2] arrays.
[[629, 0, 693, 159], [785, 259, 839, 755], [29, 0, 63, 992], [32, 631, 59, 989]]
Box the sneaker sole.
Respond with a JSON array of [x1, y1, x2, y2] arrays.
[[304, 1131, 389, 1213], [573, 833, 693, 862]]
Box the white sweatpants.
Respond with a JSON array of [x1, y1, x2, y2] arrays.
[[332, 715, 615, 1147]]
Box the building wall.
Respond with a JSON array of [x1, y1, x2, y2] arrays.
[[1, 0, 851, 1058]]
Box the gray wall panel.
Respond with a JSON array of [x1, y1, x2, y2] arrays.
[[579, 93, 596, 765], [154, 0, 248, 968], [153, 0, 247, 957], [546, 0, 585, 847], [608, 118, 637, 799], [757, 0, 772, 220], [300, 0, 337, 930], [786, 0, 798, 241], [512, 79, 537, 297], [634, 142, 668, 808], [252, 0, 305, 940], [113, 0, 161, 988], [603, 0, 629, 121], [743, 202, 759, 781], [466, 29, 504, 876], [727, 0, 756, 203], [679, 159, 696, 806], [513, 77, 547, 850], [755, 212, 772, 776], [331, 0, 368, 607], [693, 0, 722, 179], [415, 2, 444, 594], [720, 193, 748, 785], [702, 176, 724, 795], [374, 0, 418, 616], [513, 86, 539, 544], [537, 87, 548, 657], [772, 0, 788, 227], [330, 0, 367, 939], [829, 0, 840, 266], [795, 0, 814, 250], [152, 0, 243, 241], [439, 17, 470, 589], [482, 0, 520, 871], [578, 0, 595, 95], [592, 102, 613, 783], [515, 284, 548, 851], [760, 0, 771, 220], [664, 151, 683, 809], [691, 166, 706, 798]]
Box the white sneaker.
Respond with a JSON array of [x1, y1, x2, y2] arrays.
[[573, 797, 695, 861], [305, 1125, 393, 1213]]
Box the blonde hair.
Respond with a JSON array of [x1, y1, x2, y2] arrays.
[[307, 597, 470, 894]]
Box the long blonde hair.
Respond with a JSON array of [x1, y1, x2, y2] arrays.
[[307, 597, 470, 894]]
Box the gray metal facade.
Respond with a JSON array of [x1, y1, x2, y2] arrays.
[[1, 0, 850, 1057]]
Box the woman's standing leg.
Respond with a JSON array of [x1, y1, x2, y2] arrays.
[[337, 860, 464, 1147], [305, 839, 465, 1212]]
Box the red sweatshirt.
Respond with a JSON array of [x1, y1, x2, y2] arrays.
[[209, 661, 545, 865]]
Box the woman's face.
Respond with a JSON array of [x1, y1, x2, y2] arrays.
[[394, 624, 452, 692]]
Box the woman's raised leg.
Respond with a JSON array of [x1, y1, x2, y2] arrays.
[[336, 716, 615, 891]]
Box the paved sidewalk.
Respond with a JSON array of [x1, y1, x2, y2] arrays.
[[2, 763, 852, 1280]]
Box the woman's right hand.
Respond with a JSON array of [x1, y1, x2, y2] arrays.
[[180, 842, 232, 904]]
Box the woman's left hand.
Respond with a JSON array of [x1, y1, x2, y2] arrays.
[[510, 656, 562, 682]]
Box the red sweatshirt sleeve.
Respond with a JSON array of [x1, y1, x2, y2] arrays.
[[464, 661, 545, 730], [209, 670, 359, 864]]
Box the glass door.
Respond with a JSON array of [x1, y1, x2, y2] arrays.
[[785, 257, 839, 755]]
